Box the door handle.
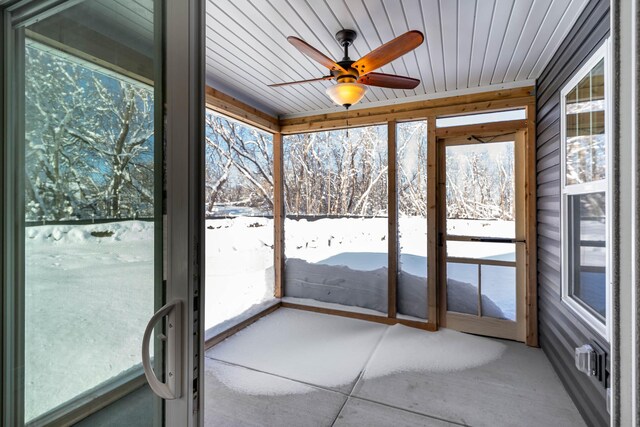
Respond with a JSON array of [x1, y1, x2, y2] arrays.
[[142, 299, 182, 400], [469, 237, 526, 243]]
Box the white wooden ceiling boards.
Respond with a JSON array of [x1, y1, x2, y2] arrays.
[[75, 0, 588, 118], [205, 0, 588, 118]]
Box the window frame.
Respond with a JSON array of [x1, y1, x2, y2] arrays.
[[559, 39, 612, 340]]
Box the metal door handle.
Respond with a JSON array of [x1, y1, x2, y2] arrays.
[[469, 237, 526, 243], [142, 299, 182, 400]]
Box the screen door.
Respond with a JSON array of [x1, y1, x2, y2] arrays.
[[438, 131, 527, 341]]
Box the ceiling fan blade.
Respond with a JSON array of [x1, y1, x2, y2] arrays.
[[287, 36, 347, 72], [358, 72, 420, 89], [352, 30, 424, 74], [269, 76, 334, 87]]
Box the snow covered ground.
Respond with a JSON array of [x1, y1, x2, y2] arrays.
[[24, 217, 276, 420], [25, 221, 156, 421], [204, 217, 275, 332], [23, 216, 605, 420]]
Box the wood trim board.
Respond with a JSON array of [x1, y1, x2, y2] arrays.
[[279, 97, 533, 134], [281, 302, 437, 332], [427, 117, 438, 326], [205, 86, 280, 133], [524, 104, 539, 347], [273, 132, 284, 299], [434, 120, 527, 138], [387, 120, 398, 318], [279, 87, 534, 133]]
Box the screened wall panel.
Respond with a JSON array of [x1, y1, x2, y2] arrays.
[[396, 121, 428, 319], [204, 111, 275, 334], [283, 126, 388, 314]]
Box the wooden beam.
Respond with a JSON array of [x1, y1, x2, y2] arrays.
[[273, 132, 284, 299], [281, 302, 437, 332], [434, 119, 527, 138], [427, 117, 438, 326], [205, 86, 280, 133], [515, 130, 527, 342], [436, 132, 448, 328], [279, 87, 534, 134], [525, 103, 539, 347], [204, 302, 281, 349], [388, 120, 398, 318], [280, 97, 533, 134]]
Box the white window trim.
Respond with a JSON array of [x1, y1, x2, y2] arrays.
[[560, 39, 612, 341]]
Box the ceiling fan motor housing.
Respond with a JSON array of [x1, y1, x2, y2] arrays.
[[333, 29, 361, 83]]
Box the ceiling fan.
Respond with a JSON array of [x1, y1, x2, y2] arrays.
[[269, 29, 424, 109]]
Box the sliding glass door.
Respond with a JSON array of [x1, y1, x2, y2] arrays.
[[2, 0, 203, 425]]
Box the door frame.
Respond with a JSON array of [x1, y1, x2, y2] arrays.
[[165, 0, 205, 425], [435, 124, 536, 344], [0, 0, 205, 425]]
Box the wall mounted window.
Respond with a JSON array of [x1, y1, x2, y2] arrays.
[[560, 41, 610, 339]]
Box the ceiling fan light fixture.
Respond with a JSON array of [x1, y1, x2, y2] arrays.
[[326, 82, 368, 109]]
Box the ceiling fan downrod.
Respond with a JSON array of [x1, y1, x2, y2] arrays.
[[335, 29, 357, 61]]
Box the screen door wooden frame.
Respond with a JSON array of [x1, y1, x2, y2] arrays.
[[436, 129, 531, 342]]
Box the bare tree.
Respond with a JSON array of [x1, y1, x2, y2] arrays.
[[205, 112, 274, 215], [25, 44, 155, 221], [283, 126, 388, 217]]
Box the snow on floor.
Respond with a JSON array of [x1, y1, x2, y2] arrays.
[[206, 309, 388, 394], [210, 361, 311, 396], [25, 221, 156, 421], [205, 308, 586, 427], [363, 325, 506, 378], [205, 308, 506, 396]]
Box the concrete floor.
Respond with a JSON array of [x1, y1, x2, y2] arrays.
[[204, 308, 585, 427]]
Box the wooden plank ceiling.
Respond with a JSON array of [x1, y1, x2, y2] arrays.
[[61, 0, 587, 119], [206, 0, 588, 117]]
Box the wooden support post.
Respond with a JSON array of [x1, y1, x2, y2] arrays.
[[273, 132, 285, 298], [525, 103, 539, 347], [388, 120, 398, 318], [427, 117, 439, 326]]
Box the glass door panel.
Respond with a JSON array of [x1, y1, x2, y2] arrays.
[[21, 1, 164, 424], [440, 134, 525, 341]]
